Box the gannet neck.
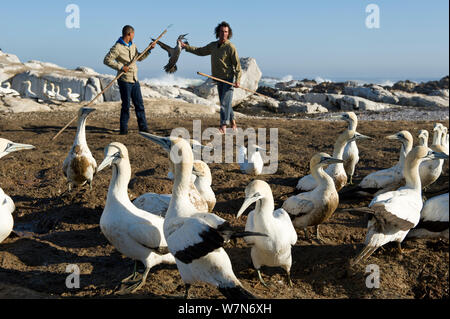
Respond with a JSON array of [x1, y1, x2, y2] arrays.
[[74, 115, 88, 146], [312, 164, 333, 188], [332, 131, 352, 160], [403, 156, 422, 191], [258, 191, 275, 219], [433, 129, 442, 146], [108, 159, 132, 202], [347, 119, 357, 131], [398, 138, 413, 169]]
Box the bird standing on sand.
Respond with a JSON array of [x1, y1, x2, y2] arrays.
[[97, 142, 176, 293], [238, 144, 264, 176], [0, 138, 35, 243], [419, 125, 446, 189], [237, 180, 297, 287], [340, 112, 362, 185], [65, 88, 80, 102], [153, 34, 188, 73], [139, 132, 267, 299], [350, 146, 448, 266], [22, 80, 39, 100], [283, 153, 342, 242], [62, 107, 97, 191]]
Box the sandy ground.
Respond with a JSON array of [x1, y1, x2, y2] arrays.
[[0, 105, 448, 299]]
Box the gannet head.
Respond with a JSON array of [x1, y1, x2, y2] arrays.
[[350, 131, 372, 142], [310, 152, 344, 170], [386, 130, 413, 145], [178, 33, 189, 41], [78, 107, 96, 118], [434, 123, 444, 132], [407, 145, 448, 164], [97, 142, 128, 172], [236, 180, 269, 218], [418, 130, 429, 147], [192, 160, 211, 179], [0, 138, 35, 159]]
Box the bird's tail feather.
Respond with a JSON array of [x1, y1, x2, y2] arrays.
[[218, 285, 257, 299]]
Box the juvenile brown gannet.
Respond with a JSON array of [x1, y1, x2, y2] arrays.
[[97, 142, 176, 293], [62, 107, 97, 191], [339, 112, 361, 185], [139, 132, 268, 299], [153, 34, 188, 73], [284, 153, 342, 242], [296, 131, 371, 192], [238, 144, 264, 175], [0, 138, 35, 243], [350, 146, 448, 266], [419, 125, 445, 189], [407, 192, 448, 239], [237, 180, 297, 287], [65, 88, 80, 102], [341, 130, 414, 198]]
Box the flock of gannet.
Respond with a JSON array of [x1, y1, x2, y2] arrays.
[[0, 107, 448, 298], [2, 80, 81, 103]]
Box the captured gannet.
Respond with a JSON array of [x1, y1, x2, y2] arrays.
[[341, 130, 414, 198], [154, 34, 188, 73], [0, 138, 35, 243], [407, 193, 449, 239], [238, 144, 264, 175], [339, 112, 361, 184], [139, 132, 268, 299], [237, 180, 297, 287], [97, 142, 176, 293], [419, 125, 446, 189], [65, 88, 80, 102], [296, 131, 371, 192], [0, 82, 19, 97], [133, 160, 210, 216], [283, 153, 342, 241], [62, 107, 97, 191], [350, 146, 449, 266], [22, 80, 39, 100]]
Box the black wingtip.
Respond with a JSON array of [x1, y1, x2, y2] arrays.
[[218, 286, 257, 299]]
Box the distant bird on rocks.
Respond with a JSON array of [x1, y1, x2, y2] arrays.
[[66, 88, 80, 102], [153, 34, 188, 73], [54, 85, 67, 102], [0, 138, 35, 243], [0, 82, 20, 97], [22, 80, 39, 100], [62, 107, 97, 191], [238, 144, 264, 175]]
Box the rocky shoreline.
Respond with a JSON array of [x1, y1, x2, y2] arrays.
[[1, 50, 448, 121]]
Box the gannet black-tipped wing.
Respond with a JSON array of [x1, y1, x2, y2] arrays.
[[153, 38, 174, 57]]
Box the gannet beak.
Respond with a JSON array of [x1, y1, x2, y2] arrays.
[[236, 193, 263, 218], [427, 151, 449, 160], [386, 134, 400, 140], [97, 152, 120, 172], [352, 132, 372, 141], [139, 132, 172, 152], [6, 142, 36, 153], [320, 156, 344, 165]]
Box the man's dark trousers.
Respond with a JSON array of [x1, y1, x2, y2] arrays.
[[118, 79, 148, 133]]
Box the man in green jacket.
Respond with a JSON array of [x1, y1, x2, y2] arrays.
[[180, 21, 242, 134], [104, 25, 155, 134]]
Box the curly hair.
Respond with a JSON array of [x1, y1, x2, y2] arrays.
[[214, 21, 233, 39]]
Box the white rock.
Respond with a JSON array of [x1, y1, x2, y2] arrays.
[[279, 101, 328, 113], [393, 91, 449, 108], [343, 85, 399, 104], [0, 96, 51, 113]]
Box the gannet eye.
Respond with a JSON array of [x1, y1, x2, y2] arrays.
[[6, 143, 13, 150]]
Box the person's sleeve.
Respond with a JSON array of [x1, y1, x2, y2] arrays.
[[103, 44, 124, 71], [231, 45, 242, 83], [184, 42, 214, 56], [137, 46, 151, 61]]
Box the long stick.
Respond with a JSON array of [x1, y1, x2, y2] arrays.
[[197, 72, 270, 99], [51, 25, 172, 141]]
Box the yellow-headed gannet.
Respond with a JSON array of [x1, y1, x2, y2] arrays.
[[350, 146, 448, 266], [55, 85, 67, 102], [283, 153, 342, 242], [65, 88, 80, 102], [139, 132, 268, 299], [339, 112, 361, 184], [0, 82, 19, 97], [0, 138, 35, 243], [407, 192, 448, 239], [97, 142, 176, 293], [442, 126, 449, 155], [43, 81, 56, 100], [22, 80, 38, 100], [238, 144, 264, 175], [192, 160, 216, 212], [237, 180, 297, 287], [62, 107, 97, 191], [296, 131, 371, 192], [419, 125, 446, 189]]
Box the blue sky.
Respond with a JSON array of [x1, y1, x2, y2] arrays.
[[0, 0, 448, 82]]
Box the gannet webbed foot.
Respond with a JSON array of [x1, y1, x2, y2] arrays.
[[116, 266, 150, 295], [285, 271, 293, 287], [256, 269, 270, 289]]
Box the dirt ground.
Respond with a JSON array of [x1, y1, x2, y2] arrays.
[[0, 108, 448, 299]]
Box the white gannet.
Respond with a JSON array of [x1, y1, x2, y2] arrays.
[[0, 82, 20, 97], [0, 138, 35, 243], [296, 130, 371, 192], [339, 112, 361, 185], [407, 193, 449, 239], [43, 81, 56, 100], [350, 146, 448, 266], [97, 142, 176, 293], [153, 34, 188, 73], [139, 132, 268, 299], [55, 85, 67, 102], [237, 180, 298, 287], [65, 88, 80, 102], [22, 80, 39, 100], [442, 126, 449, 155], [419, 125, 446, 189], [238, 144, 264, 175], [192, 160, 216, 212], [342, 130, 414, 198], [283, 153, 342, 241], [62, 107, 97, 191]]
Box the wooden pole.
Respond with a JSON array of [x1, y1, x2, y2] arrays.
[[196, 72, 270, 99], [51, 25, 172, 141]]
